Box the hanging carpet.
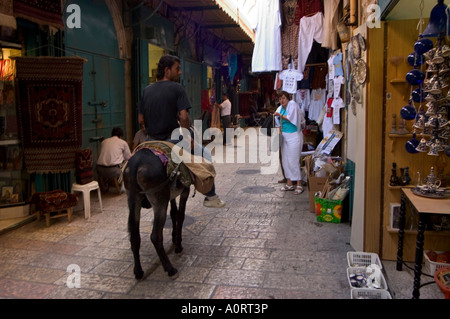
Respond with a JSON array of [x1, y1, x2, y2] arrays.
[[13, 0, 64, 29], [14, 56, 85, 174]]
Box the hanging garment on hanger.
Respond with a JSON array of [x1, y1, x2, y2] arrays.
[[332, 97, 344, 125], [311, 64, 328, 89], [279, 68, 304, 94], [322, 0, 340, 50], [294, 0, 323, 25], [308, 88, 326, 122], [297, 12, 324, 73], [327, 54, 336, 79], [251, 0, 283, 72], [295, 88, 311, 116], [333, 52, 344, 77], [322, 97, 334, 135], [281, 0, 299, 69], [333, 75, 345, 98]]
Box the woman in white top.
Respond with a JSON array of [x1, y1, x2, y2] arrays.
[[274, 91, 305, 194]]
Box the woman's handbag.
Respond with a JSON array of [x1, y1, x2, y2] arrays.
[[261, 115, 274, 136]]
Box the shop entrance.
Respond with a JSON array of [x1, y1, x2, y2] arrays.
[[63, 0, 126, 160]]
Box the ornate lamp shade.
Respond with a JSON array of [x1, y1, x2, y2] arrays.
[[422, 0, 449, 37]]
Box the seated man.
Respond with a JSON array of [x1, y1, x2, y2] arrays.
[[96, 127, 131, 193], [132, 122, 149, 150]]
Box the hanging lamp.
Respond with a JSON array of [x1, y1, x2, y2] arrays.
[[422, 0, 449, 37]]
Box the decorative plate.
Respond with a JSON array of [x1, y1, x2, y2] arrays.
[[353, 59, 367, 85], [351, 36, 361, 60], [358, 34, 366, 51]]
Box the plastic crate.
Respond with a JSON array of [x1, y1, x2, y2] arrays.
[[434, 267, 450, 299], [347, 251, 383, 269], [423, 250, 450, 275], [351, 288, 392, 299], [347, 267, 388, 290]]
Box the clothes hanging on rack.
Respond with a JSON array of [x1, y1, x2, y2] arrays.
[[279, 68, 304, 94], [297, 12, 324, 73], [332, 97, 344, 125], [311, 64, 328, 89], [308, 88, 326, 122], [333, 51, 344, 77], [322, 98, 335, 135], [294, 0, 323, 25], [281, 0, 299, 70], [251, 0, 283, 72], [322, 0, 340, 50], [295, 88, 311, 116]]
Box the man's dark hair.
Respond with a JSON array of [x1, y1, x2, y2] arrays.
[[111, 127, 124, 138], [156, 55, 181, 80]]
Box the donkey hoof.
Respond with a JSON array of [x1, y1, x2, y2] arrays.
[[168, 268, 178, 279], [134, 268, 144, 280], [175, 245, 183, 254]]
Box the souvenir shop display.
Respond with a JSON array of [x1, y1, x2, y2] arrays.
[[400, 1, 450, 198]]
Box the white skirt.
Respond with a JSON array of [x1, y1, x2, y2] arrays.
[[281, 131, 302, 181]]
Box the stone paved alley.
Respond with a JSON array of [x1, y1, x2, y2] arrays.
[[0, 134, 443, 301]]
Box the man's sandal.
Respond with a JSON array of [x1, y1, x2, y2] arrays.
[[280, 184, 295, 191], [294, 185, 304, 195]]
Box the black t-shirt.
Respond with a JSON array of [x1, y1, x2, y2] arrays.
[[138, 81, 192, 140]]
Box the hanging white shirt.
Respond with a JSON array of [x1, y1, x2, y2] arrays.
[[279, 69, 303, 94], [333, 75, 345, 98], [327, 55, 336, 79], [309, 89, 326, 122], [295, 89, 311, 115], [251, 0, 282, 73], [332, 97, 345, 124]]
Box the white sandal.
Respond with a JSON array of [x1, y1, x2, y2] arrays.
[[294, 185, 304, 195], [280, 184, 295, 191]]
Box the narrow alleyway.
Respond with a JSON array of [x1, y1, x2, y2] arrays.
[[0, 132, 444, 300]]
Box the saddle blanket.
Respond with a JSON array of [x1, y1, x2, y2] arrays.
[[130, 141, 216, 195]]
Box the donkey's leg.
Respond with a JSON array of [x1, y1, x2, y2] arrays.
[[172, 187, 190, 254], [128, 193, 144, 280], [151, 201, 178, 278], [169, 199, 180, 248]]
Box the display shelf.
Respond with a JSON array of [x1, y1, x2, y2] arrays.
[[388, 185, 413, 190], [388, 133, 413, 138], [386, 225, 450, 237]]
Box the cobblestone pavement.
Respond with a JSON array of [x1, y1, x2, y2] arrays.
[[0, 135, 444, 300]]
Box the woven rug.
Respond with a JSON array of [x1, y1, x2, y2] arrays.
[[15, 56, 85, 174], [13, 0, 64, 29]]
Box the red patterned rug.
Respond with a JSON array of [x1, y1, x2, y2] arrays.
[[13, 0, 64, 29], [14, 56, 85, 173]]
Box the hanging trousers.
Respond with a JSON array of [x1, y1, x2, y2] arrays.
[[297, 12, 324, 73]]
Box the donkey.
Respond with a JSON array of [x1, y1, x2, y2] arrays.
[[123, 146, 190, 280]]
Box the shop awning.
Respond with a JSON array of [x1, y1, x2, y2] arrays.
[[162, 0, 255, 61]]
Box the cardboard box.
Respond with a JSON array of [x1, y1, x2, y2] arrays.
[[308, 175, 328, 213], [305, 155, 329, 213]]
